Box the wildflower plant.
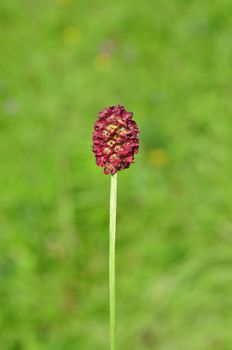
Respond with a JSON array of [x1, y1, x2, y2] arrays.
[[92, 105, 139, 349]]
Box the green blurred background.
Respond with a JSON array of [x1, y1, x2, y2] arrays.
[[0, 0, 232, 349]]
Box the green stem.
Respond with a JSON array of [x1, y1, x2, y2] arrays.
[[109, 173, 117, 350]]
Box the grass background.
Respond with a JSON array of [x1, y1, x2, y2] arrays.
[[0, 0, 232, 349]]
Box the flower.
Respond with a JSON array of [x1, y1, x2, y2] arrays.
[[148, 148, 168, 167], [62, 26, 81, 45], [92, 105, 139, 174], [95, 52, 112, 70]]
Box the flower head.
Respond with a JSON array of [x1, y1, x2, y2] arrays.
[[92, 105, 139, 174]]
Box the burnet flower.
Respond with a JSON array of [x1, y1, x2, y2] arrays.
[[92, 105, 140, 174], [92, 105, 140, 350]]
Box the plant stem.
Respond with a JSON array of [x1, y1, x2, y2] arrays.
[[109, 173, 117, 350]]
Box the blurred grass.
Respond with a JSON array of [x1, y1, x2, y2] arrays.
[[0, 0, 232, 349]]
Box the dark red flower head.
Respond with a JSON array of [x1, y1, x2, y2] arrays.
[[92, 105, 140, 174]]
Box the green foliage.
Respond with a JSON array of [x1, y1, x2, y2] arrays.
[[0, 0, 232, 349]]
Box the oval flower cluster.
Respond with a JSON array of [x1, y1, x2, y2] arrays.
[[92, 105, 140, 174]]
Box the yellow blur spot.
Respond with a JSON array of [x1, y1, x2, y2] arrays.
[[62, 26, 81, 45], [95, 53, 111, 69], [56, 0, 72, 6], [148, 149, 168, 167]]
